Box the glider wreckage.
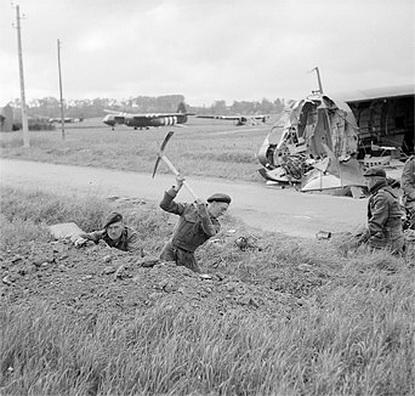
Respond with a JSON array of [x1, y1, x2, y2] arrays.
[[257, 79, 414, 197], [257, 92, 364, 196]]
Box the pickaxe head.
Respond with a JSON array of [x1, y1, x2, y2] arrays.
[[152, 130, 175, 178]]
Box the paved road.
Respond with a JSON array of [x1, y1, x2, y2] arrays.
[[0, 159, 367, 238]]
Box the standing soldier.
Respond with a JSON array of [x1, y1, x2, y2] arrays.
[[401, 154, 415, 230], [159, 175, 231, 273], [357, 167, 404, 254]]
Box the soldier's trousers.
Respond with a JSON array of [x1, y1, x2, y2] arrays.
[[368, 225, 405, 255], [159, 241, 201, 273], [405, 201, 415, 230]]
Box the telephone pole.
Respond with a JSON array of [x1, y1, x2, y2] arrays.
[[15, 4, 30, 148], [57, 38, 65, 140]]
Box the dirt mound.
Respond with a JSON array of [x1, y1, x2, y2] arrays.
[[1, 240, 296, 322]]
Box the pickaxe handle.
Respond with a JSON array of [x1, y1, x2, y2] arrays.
[[160, 155, 199, 200]]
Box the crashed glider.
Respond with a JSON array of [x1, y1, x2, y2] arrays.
[[257, 92, 365, 195]]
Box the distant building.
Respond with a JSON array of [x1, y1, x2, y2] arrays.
[[0, 104, 13, 132]]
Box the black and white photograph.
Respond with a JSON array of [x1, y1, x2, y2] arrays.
[[1, 0, 414, 394]]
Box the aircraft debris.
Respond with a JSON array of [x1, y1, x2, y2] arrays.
[[315, 230, 332, 240], [49, 222, 84, 240], [257, 84, 414, 198], [258, 92, 364, 195]]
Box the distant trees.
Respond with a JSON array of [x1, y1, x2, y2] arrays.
[[210, 100, 228, 115], [194, 98, 285, 116], [9, 94, 286, 121]]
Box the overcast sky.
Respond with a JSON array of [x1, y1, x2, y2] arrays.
[[1, 0, 414, 107]]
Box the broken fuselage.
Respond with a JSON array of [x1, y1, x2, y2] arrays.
[[257, 93, 365, 193]]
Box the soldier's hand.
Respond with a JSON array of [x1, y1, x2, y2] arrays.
[[176, 174, 185, 190], [70, 234, 80, 243], [196, 199, 209, 216], [71, 235, 88, 247]]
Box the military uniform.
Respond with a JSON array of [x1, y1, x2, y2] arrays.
[[159, 188, 223, 273], [401, 155, 415, 229], [363, 175, 404, 253], [82, 226, 142, 253], [80, 212, 143, 254]]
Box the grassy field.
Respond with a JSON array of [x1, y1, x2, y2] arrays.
[[2, 119, 414, 395], [0, 118, 273, 182], [1, 187, 414, 395]]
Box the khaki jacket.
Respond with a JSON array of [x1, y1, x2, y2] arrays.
[[83, 226, 142, 253], [160, 188, 220, 252], [366, 181, 403, 250], [402, 155, 415, 203]]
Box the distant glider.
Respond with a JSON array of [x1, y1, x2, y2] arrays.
[[196, 114, 270, 126], [103, 102, 193, 130], [48, 117, 84, 123]]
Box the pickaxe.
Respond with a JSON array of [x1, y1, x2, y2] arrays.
[[152, 130, 199, 200]]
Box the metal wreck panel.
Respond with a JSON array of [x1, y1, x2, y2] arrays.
[[257, 93, 364, 195]]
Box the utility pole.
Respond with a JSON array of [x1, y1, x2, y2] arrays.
[[57, 38, 65, 140], [15, 4, 30, 148]]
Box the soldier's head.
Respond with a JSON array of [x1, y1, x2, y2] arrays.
[[206, 193, 232, 218], [103, 212, 125, 240], [363, 167, 386, 190]]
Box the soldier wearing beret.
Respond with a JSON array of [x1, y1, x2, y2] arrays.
[[159, 175, 231, 272], [401, 154, 415, 230], [357, 167, 404, 253], [74, 211, 144, 254]]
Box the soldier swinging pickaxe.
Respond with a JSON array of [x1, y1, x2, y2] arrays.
[[152, 130, 199, 200]]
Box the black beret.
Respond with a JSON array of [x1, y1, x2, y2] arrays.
[[207, 193, 232, 204], [103, 212, 123, 228], [363, 167, 386, 178]]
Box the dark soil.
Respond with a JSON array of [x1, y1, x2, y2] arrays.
[[1, 239, 299, 322]]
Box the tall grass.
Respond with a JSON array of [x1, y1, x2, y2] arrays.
[[2, 288, 414, 395], [0, 187, 113, 250], [0, 186, 174, 253], [1, 187, 414, 395]]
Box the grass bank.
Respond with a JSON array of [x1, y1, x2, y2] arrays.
[[1, 187, 414, 395]]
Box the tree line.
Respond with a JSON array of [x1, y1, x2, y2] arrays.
[[7, 95, 286, 121]]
